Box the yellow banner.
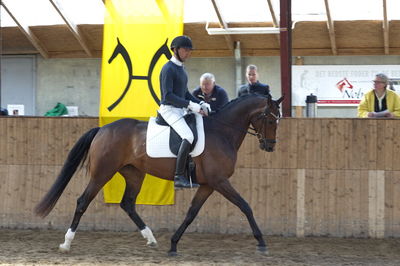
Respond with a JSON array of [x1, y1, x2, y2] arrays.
[[100, 0, 184, 204]]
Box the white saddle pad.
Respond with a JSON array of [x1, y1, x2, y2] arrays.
[[146, 113, 205, 158]]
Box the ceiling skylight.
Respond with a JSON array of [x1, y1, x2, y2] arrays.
[[1, 0, 399, 28]]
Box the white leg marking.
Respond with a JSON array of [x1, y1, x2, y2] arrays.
[[140, 226, 157, 247], [59, 228, 75, 252]]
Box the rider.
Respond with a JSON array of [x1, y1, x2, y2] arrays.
[[159, 35, 211, 188]]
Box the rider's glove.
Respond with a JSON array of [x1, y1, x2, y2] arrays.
[[199, 101, 211, 115], [188, 101, 201, 113]]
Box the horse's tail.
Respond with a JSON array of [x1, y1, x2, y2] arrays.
[[34, 127, 101, 218]]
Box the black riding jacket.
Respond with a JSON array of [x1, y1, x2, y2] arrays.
[[237, 81, 270, 97], [160, 60, 199, 108], [192, 85, 229, 111]]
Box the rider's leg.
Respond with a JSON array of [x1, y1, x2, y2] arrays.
[[159, 105, 199, 188], [174, 139, 199, 188], [169, 119, 199, 188]]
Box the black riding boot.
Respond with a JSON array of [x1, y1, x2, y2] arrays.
[[174, 139, 199, 188]]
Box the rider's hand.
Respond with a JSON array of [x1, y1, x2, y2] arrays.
[[199, 101, 211, 115], [367, 112, 376, 118], [188, 101, 201, 113], [199, 110, 208, 116]]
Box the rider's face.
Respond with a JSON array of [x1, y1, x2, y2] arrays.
[[176, 47, 192, 62]]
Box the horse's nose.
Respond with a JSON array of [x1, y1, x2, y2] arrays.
[[265, 142, 275, 152], [260, 140, 275, 152]]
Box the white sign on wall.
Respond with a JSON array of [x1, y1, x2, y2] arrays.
[[7, 104, 25, 115], [292, 65, 400, 106]]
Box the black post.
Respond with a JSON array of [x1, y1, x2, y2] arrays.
[[280, 0, 292, 117]]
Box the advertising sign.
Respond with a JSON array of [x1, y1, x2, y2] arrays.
[[292, 65, 400, 106]]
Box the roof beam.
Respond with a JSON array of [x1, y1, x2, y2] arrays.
[[1, 1, 49, 58], [266, 0, 280, 44], [210, 0, 234, 51], [383, 0, 389, 55], [324, 0, 337, 55], [49, 0, 93, 57]]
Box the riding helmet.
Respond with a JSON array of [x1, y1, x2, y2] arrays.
[[170, 35, 193, 50]]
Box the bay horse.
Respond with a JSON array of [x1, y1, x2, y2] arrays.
[[34, 93, 283, 255]]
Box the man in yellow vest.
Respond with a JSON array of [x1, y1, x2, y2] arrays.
[[357, 73, 400, 118]]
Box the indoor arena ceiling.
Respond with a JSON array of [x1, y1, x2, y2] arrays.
[[1, 0, 399, 58]]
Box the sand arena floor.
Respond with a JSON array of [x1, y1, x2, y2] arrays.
[[1, 229, 400, 265]]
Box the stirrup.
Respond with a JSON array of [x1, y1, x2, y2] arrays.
[[174, 175, 199, 189]]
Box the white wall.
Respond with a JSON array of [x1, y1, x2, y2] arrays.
[[3, 54, 400, 117], [36, 57, 101, 116], [1, 56, 36, 115]]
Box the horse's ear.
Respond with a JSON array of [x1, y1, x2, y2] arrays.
[[277, 95, 284, 105]]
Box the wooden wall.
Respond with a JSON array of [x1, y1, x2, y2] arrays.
[[1, 117, 400, 238]]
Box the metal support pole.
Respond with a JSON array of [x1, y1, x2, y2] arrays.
[[234, 41, 242, 96], [280, 0, 292, 117]]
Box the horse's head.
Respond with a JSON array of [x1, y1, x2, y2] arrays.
[[250, 95, 284, 152]]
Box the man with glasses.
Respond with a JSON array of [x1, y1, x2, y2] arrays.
[[357, 73, 400, 118]]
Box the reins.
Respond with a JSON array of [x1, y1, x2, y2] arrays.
[[207, 114, 258, 136], [144, 97, 281, 150], [207, 103, 281, 140]]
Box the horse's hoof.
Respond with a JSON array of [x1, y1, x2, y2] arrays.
[[59, 244, 70, 253], [168, 251, 178, 257], [147, 242, 158, 248], [256, 245, 269, 255]]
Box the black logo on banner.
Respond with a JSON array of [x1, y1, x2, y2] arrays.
[[107, 38, 172, 111]]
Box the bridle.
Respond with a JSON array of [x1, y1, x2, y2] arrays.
[[206, 98, 281, 146], [249, 102, 281, 147]]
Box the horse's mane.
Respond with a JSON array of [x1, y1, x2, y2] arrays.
[[211, 93, 271, 116]]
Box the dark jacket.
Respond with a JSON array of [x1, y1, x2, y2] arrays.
[[237, 81, 270, 97], [192, 85, 229, 111], [160, 61, 199, 108], [0, 107, 8, 116]]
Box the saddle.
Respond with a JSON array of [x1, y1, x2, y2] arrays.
[[145, 112, 205, 159], [155, 112, 198, 156]]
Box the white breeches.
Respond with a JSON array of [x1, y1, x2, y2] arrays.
[[158, 104, 194, 144]]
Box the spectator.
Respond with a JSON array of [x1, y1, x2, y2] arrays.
[[357, 73, 400, 118], [237, 64, 270, 97], [0, 107, 8, 116], [192, 73, 229, 112]]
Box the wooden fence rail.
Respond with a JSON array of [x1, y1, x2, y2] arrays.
[[1, 117, 399, 237]]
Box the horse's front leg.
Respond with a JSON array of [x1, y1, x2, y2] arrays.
[[213, 179, 267, 254], [168, 185, 214, 256]]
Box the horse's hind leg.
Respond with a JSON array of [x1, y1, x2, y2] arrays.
[[119, 165, 157, 247], [169, 185, 214, 256], [58, 177, 107, 252], [214, 179, 267, 254]]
